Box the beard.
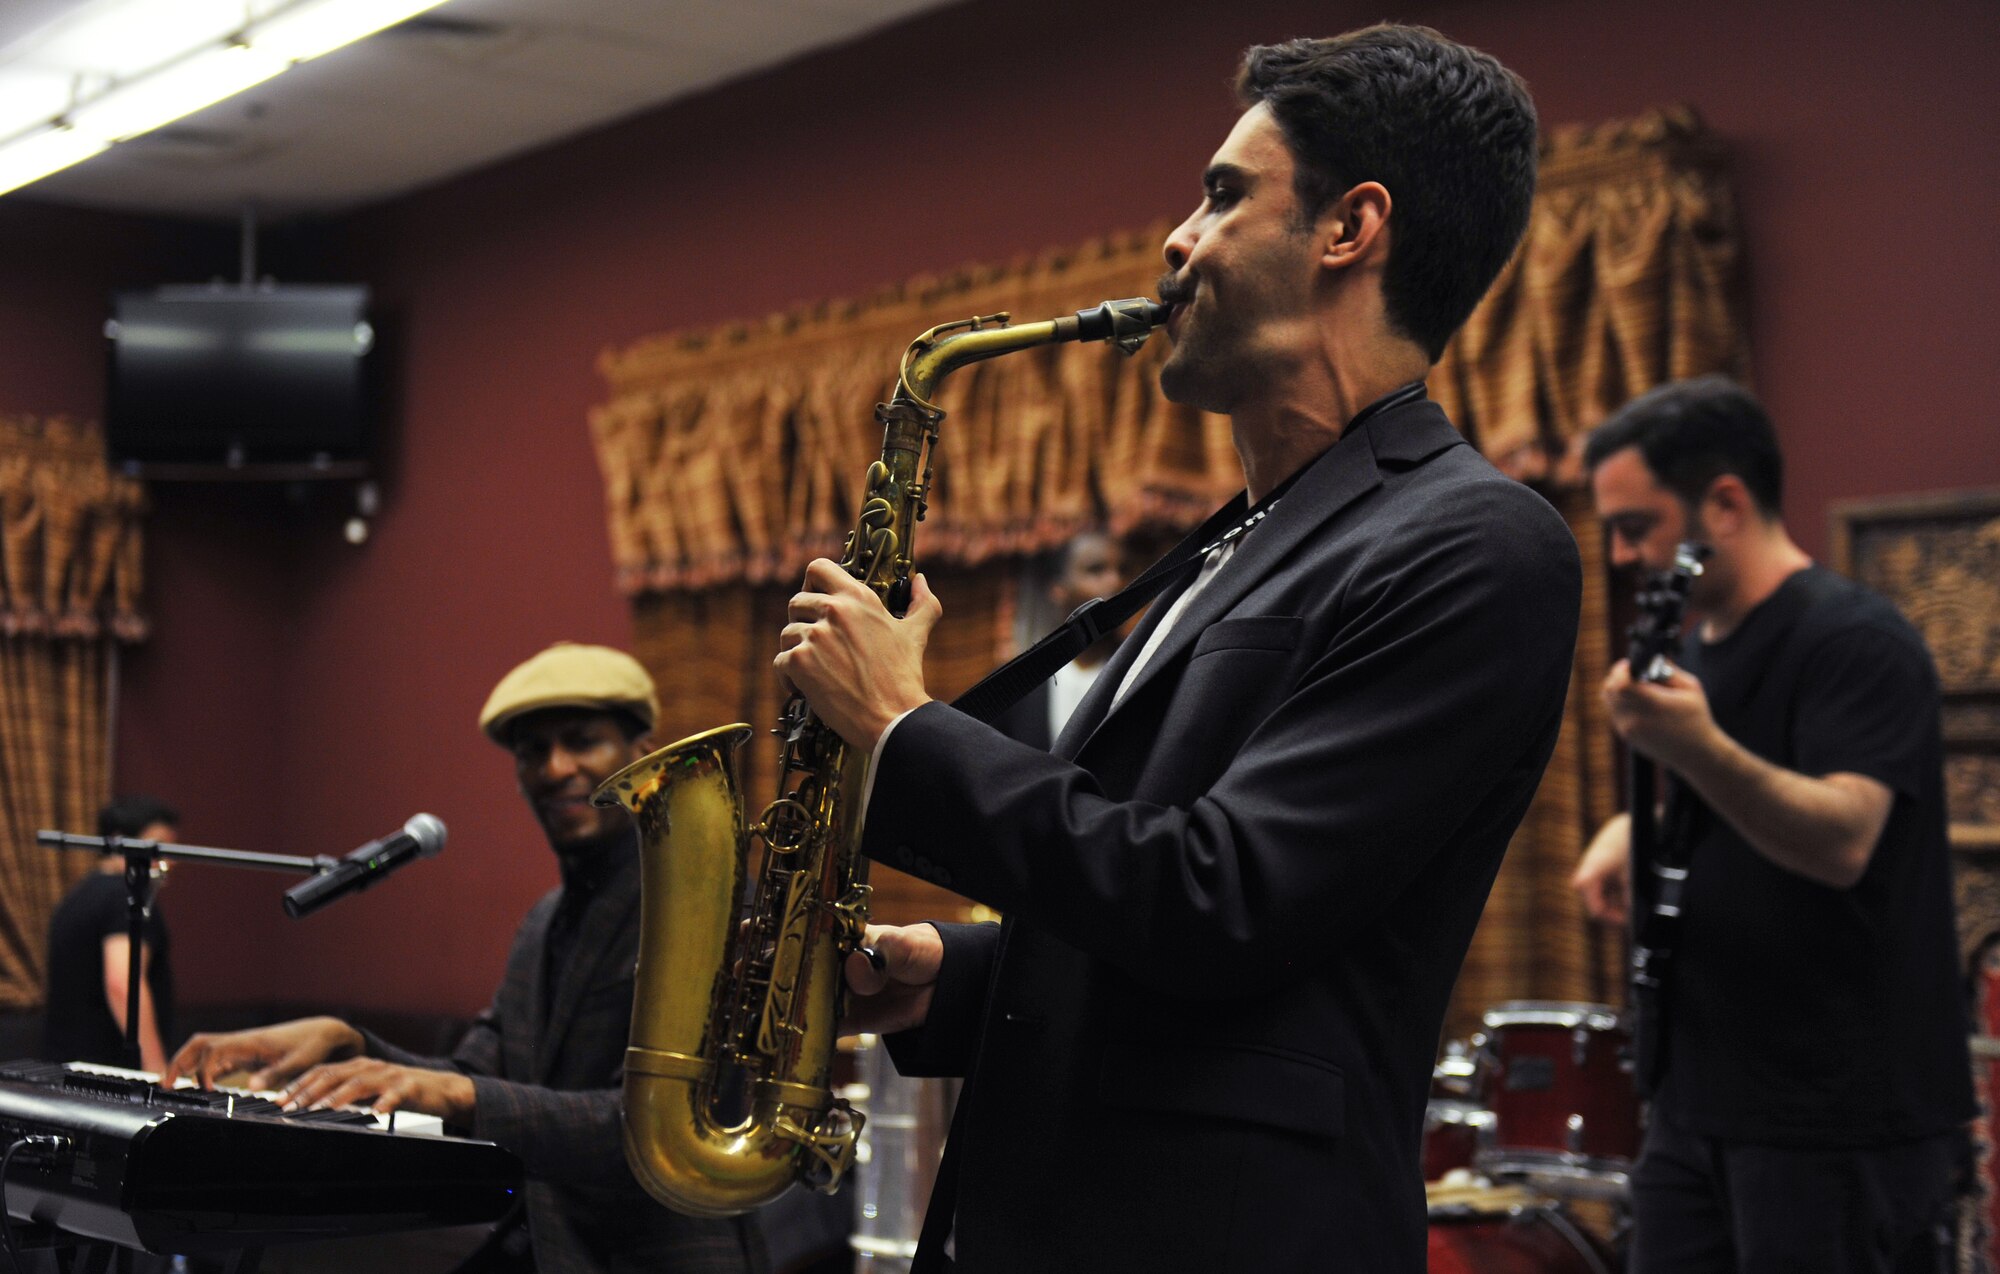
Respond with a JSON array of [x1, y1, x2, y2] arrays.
[[1155, 245, 1315, 414], [1157, 271, 1250, 413]]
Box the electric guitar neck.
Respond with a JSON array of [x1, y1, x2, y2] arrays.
[[1626, 540, 1707, 1095]]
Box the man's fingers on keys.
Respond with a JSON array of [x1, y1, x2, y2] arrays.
[[250, 1046, 310, 1092], [281, 1061, 339, 1110]]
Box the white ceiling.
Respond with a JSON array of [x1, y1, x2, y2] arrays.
[[0, 0, 964, 221]]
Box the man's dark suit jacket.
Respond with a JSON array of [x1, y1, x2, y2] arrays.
[[866, 400, 1582, 1272], [991, 681, 1052, 751], [365, 843, 764, 1274]]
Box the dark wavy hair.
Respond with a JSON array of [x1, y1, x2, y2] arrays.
[[1236, 25, 1538, 361], [99, 795, 179, 839], [1584, 376, 1784, 516]]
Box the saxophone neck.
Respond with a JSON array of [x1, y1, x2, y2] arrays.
[[895, 297, 1168, 411]]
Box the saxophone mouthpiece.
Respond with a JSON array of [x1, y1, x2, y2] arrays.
[[1067, 298, 1171, 354]]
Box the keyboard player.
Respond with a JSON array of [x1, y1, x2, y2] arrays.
[[162, 645, 768, 1274]]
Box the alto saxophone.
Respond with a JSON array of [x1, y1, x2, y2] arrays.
[[592, 297, 1167, 1216]]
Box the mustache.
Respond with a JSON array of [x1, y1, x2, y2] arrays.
[[1156, 272, 1196, 308]]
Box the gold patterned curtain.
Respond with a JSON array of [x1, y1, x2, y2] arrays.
[[0, 415, 148, 1009], [593, 226, 1238, 595], [594, 107, 1749, 991]]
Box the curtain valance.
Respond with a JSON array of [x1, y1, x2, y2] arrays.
[[592, 227, 1235, 595], [1434, 106, 1746, 482]]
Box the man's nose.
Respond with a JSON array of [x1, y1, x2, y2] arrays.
[[540, 744, 582, 784], [1163, 212, 1198, 272], [1607, 536, 1639, 569]]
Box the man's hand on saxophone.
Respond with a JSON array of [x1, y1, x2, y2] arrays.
[[776, 557, 941, 751], [840, 922, 945, 1036]]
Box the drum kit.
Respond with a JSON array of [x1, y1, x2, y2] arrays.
[[1424, 1001, 1637, 1273]]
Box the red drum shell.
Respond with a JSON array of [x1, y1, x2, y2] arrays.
[[1478, 1001, 1640, 1174], [1423, 1100, 1492, 1181]]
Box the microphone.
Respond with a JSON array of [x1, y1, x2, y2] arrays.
[[283, 814, 447, 918]]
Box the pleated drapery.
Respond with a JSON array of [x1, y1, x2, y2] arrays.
[[593, 225, 1237, 596], [594, 108, 1749, 1031], [0, 415, 148, 1010]]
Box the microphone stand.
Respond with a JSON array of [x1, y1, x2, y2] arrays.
[[37, 831, 335, 1070]]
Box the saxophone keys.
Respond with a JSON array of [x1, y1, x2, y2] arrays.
[[756, 797, 815, 853]]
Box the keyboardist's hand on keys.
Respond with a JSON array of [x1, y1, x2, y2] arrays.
[[162, 1015, 367, 1091], [281, 1058, 476, 1127]]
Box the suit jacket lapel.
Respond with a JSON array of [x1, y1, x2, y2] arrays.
[[1067, 400, 1465, 758], [1052, 564, 1202, 760], [522, 897, 556, 1059]]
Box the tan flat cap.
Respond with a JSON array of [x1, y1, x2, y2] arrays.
[[479, 642, 659, 744]]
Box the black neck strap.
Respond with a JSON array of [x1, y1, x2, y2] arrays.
[[950, 381, 1426, 724]]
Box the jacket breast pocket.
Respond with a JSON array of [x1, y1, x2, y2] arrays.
[[1100, 1039, 1344, 1139], [1191, 615, 1304, 657]]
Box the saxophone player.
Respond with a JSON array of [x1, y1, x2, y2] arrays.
[[778, 24, 1580, 1274]]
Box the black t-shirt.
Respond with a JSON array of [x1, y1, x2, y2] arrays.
[[42, 870, 175, 1067], [1655, 565, 1974, 1146]]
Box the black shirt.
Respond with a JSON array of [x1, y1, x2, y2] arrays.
[[542, 829, 638, 1021], [43, 870, 175, 1066], [1658, 565, 1974, 1146]]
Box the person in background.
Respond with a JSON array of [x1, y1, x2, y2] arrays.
[[993, 529, 1129, 749], [1571, 376, 1973, 1272], [162, 644, 766, 1274], [43, 795, 179, 1070]]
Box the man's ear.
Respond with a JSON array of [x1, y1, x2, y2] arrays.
[[1702, 473, 1755, 538], [1321, 181, 1392, 271]]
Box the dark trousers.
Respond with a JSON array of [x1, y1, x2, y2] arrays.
[[1631, 1116, 1963, 1274]]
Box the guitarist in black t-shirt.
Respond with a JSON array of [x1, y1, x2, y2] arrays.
[[1570, 376, 1972, 1274]]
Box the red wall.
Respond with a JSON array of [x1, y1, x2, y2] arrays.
[[4, 0, 1992, 1018]]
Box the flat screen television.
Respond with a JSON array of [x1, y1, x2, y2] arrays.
[[105, 284, 373, 467]]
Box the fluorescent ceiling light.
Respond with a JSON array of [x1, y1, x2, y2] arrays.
[[0, 0, 451, 197], [0, 125, 108, 197], [0, 68, 81, 142], [250, 0, 452, 65], [27, 0, 249, 82], [68, 44, 288, 144]]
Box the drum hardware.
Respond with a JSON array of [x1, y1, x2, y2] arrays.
[[1478, 1156, 1632, 1207], [1425, 1182, 1617, 1274], [1483, 1003, 1622, 1032], [1435, 1037, 1487, 1100], [1566, 1114, 1585, 1154]]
